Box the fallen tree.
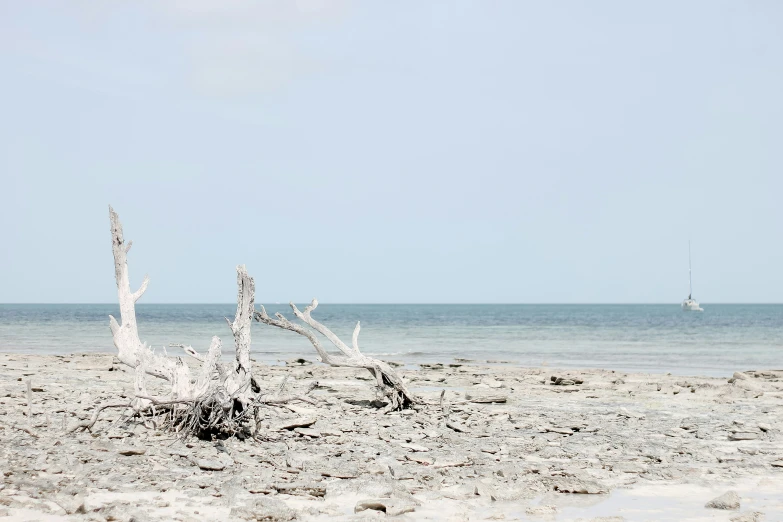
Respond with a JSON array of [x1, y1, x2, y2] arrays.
[[98, 207, 315, 439], [255, 302, 417, 411], [84, 206, 416, 440]]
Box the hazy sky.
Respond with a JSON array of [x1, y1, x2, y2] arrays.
[[1, 1, 782, 303]]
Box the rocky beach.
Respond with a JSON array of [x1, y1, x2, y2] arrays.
[[1, 352, 781, 521]]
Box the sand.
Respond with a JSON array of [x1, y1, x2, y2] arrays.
[[1, 352, 782, 521]]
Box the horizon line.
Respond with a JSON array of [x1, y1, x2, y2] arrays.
[[2, 302, 783, 306]]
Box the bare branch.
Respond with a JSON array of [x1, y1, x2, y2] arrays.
[[352, 321, 361, 352], [223, 265, 255, 405], [67, 402, 130, 434], [257, 301, 418, 410], [170, 343, 205, 362], [254, 306, 348, 366], [291, 300, 356, 357], [108, 206, 184, 384], [132, 275, 150, 302]]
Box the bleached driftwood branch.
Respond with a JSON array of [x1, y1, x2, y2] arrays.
[[104, 206, 313, 438], [223, 266, 255, 407], [255, 300, 417, 411], [108, 206, 200, 403]]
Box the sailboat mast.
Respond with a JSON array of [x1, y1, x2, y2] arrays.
[[688, 240, 692, 299]]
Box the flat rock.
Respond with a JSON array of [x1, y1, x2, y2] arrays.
[[406, 454, 434, 466], [400, 443, 429, 452], [612, 461, 648, 473], [196, 459, 226, 471], [446, 421, 468, 433], [52, 494, 84, 515], [465, 391, 507, 403], [319, 428, 343, 437], [729, 432, 758, 441], [275, 417, 316, 431], [294, 427, 321, 438], [230, 497, 296, 521], [547, 427, 574, 435], [320, 466, 359, 479], [618, 408, 646, 420], [554, 478, 608, 494], [473, 482, 497, 501], [274, 483, 326, 497], [355, 498, 416, 517], [730, 512, 764, 522], [526, 505, 558, 515], [705, 490, 740, 510], [116, 446, 146, 456]]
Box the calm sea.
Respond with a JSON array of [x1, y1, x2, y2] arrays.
[[0, 304, 781, 377]]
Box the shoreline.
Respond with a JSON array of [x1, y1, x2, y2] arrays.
[[0, 348, 772, 380], [1, 352, 782, 521]]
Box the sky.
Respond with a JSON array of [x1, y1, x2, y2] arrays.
[[1, 1, 782, 304]]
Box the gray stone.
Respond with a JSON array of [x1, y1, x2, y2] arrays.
[[612, 461, 648, 473], [294, 427, 321, 438], [230, 497, 296, 521], [275, 417, 316, 431], [52, 494, 85, 515], [729, 432, 758, 441], [196, 459, 225, 471], [116, 446, 146, 456], [355, 498, 416, 517], [705, 491, 740, 510], [554, 478, 607, 494], [730, 512, 763, 522]]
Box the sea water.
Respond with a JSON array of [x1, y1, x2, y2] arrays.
[[0, 304, 780, 376]]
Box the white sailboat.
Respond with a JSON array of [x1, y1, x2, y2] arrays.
[[682, 240, 703, 312]]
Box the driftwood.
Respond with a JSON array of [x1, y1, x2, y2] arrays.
[[104, 206, 313, 438], [255, 301, 417, 411]]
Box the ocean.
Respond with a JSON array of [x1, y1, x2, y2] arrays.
[[0, 304, 780, 377]]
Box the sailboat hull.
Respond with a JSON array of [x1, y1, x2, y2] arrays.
[[681, 300, 703, 312]]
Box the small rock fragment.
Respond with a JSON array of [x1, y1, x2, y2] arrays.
[[729, 432, 758, 441], [554, 479, 607, 494], [705, 490, 740, 510], [355, 498, 416, 517], [275, 417, 316, 431], [465, 391, 507, 403], [612, 461, 648, 473], [294, 427, 321, 438], [116, 446, 146, 456], [473, 482, 497, 501], [196, 459, 226, 471], [400, 443, 429, 452], [52, 495, 85, 515], [230, 497, 296, 521], [730, 512, 764, 522]]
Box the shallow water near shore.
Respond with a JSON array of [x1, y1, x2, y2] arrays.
[[1, 303, 781, 376]]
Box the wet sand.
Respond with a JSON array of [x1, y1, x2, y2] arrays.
[[1, 353, 782, 521]]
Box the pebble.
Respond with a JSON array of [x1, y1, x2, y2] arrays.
[[196, 459, 226, 471], [116, 446, 146, 456], [705, 490, 740, 510], [729, 432, 758, 441], [275, 417, 316, 431], [355, 498, 417, 516]]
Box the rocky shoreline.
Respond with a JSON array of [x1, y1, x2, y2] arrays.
[[1, 352, 782, 521]]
